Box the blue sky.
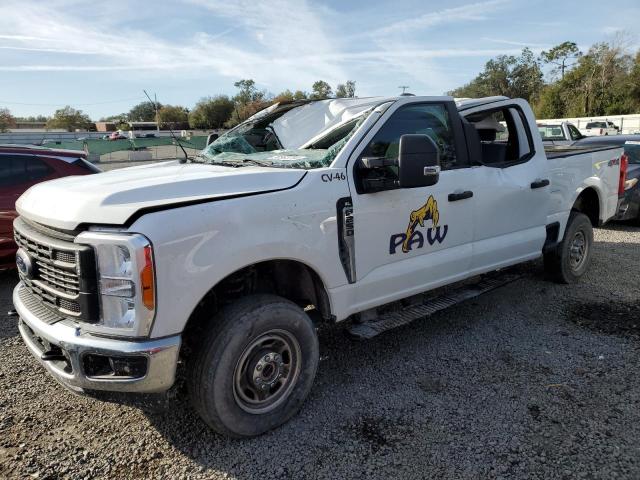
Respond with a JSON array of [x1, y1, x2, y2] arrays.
[[0, 0, 638, 119]]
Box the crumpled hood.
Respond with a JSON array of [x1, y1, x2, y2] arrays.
[[16, 160, 306, 230]]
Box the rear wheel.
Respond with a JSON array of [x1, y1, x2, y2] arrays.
[[188, 294, 319, 437], [544, 212, 593, 284]]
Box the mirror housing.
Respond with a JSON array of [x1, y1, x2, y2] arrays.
[[398, 134, 440, 188]]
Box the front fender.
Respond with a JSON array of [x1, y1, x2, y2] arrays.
[[127, 170, 350, 338]]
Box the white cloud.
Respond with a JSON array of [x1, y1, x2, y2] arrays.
[[370, 0, 509, 36], [0, 0, 531, 100]]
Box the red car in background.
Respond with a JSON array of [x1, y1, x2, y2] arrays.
[[0, 145, 100, 270]]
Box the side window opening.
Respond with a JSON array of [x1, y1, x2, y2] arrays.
[[355, 103, 459, 193], [466, 106, 533, 167], [356, 103, 459, 192]]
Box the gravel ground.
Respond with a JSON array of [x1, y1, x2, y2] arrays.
[[1, 223, 639, 479]]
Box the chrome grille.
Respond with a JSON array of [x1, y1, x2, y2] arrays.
[[13, 217, 98, 321]]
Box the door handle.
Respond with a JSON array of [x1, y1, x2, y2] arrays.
[[448, 191, 473, 202], [531, 179, 550, 189]]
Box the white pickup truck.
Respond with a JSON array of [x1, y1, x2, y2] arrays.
[[538, 121, 585, 145], [12, 95, 624, 437], [580, 120, 620, 137]]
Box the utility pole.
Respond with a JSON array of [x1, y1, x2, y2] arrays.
[[398, 85, 410, 94], [143, 90, 160, 132]]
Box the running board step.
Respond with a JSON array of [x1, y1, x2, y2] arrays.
[[347, 272, 522, 339]]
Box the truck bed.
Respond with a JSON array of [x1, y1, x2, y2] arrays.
[[545, 143, 623, 237], [544, 144, 621, 160]]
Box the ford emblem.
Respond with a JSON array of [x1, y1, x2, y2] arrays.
[[15, 248, 34, 279]]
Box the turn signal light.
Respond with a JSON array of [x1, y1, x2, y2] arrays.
[[140, 245, 155, 310]]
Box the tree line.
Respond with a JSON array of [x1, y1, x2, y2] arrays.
[[0, 79, 357, 133], [449, 39, 640, 119]]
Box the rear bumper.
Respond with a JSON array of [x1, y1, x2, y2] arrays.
[[13, 283, 181, 393]]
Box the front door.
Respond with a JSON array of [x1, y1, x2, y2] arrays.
[[346, 100, 476, 313]]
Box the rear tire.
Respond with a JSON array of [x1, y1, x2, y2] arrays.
[[188, 294, 319, 438], [544, 212, 593, 284]]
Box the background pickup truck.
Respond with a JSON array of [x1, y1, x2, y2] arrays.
[[12, 95, 624, 438], [538, 121, 585, 145], [580, 120, 620, 137]]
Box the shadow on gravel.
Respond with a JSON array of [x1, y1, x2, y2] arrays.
[[569, 299, 640, 340], [597, 221, 640, 232]]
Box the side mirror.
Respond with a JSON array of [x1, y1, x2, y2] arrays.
[[398, 134, 440, 188], [206, 133, 219, 145]]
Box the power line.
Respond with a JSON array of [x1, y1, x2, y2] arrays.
[[0, 96, 146, 106]]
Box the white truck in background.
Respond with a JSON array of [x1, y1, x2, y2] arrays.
[[538, 121, 585, 145], [580, 120, 620, 137], [12, 95, 624, 437]]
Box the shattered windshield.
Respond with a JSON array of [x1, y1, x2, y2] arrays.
[[199, 105, 374, 169]]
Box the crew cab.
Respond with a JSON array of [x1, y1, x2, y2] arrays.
[[580, 120, 620, 137], [538, 121, 585, 145], [12, 96, 624, 438]]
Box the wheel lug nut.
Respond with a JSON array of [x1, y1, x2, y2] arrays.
[[256, 364, 262, 371]]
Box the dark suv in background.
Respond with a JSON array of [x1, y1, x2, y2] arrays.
[[1, 145, 100, 269]]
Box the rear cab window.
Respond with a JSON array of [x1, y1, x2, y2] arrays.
[[538, 125, 564, 140]]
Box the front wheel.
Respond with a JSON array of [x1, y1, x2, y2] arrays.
[[544, 212, 593, 284], [188, 294, 319, 437]]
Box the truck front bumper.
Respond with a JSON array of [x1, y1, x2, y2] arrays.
[[13, 283, 181, 394]]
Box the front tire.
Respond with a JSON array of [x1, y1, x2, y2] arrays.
[[544, 212, 593, 284], [188, 294, 319, 437]]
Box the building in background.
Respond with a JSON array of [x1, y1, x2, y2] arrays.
[[95, 122, 117, 132]]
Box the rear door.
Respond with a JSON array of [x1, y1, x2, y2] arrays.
[[459, 99, 549, 272], [345, 98, 477, 311]]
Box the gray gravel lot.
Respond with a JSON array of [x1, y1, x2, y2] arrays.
[[1, 219, 639, 479]]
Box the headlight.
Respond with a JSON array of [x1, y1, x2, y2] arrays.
[[76, 232, 155, 337]]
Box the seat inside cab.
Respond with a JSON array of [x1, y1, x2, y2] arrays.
[[465, 108, 531, 166]]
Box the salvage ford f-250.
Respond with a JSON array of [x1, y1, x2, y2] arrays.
[[12, 95, 625, 437]]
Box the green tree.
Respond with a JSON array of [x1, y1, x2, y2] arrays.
[[533, 83, 566, 119], [128, 101, 160, 122], [189, 96, 234, 129], [233, 79, 264, 105], [292, 90, 308, 100], [449, 48, 543, 103], [46, 106, 93, 132], [0, 107, 16, 132], [15, 115, 47, 123], [336, 80, 356, 98], [311, 80, 333, 99], [228, 79, 267, 125], [273, 89, 295, 103], [540, 41, 582, 80], [627, 51, 640, 110], [158, 105, 189, 127]]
